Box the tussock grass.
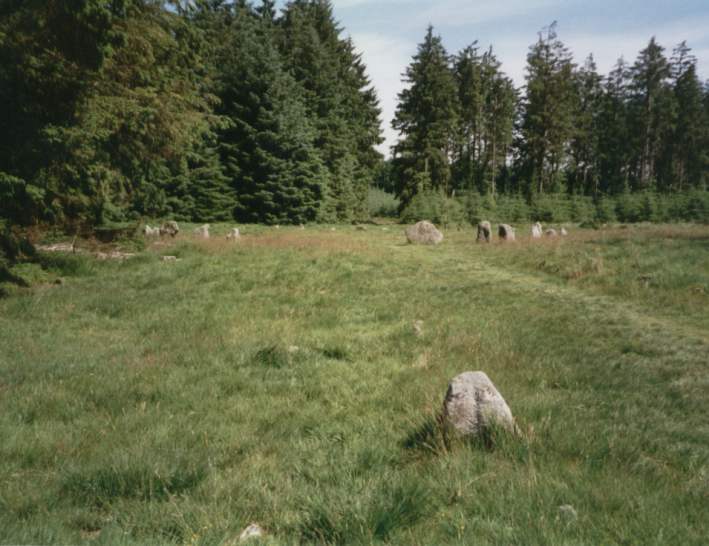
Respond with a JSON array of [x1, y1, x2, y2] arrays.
[[1, 223, 708, 544]]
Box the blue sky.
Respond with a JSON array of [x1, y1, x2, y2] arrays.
[[282, 0, 709, 154]]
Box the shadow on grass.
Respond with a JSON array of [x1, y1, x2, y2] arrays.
[[403, 414, 528, 461]]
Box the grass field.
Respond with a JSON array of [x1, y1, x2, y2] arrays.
[[1, 223, 708, 545]]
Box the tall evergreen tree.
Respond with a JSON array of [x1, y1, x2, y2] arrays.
[[218, 7, 326, 224], [628, 37, 673, 190], [392, 25, 459, 206], [597, 58, 632, 194], [452, 45, 516, 195], [666, 43, 707, 190], [280, 0, 382, 222], [569, 55, 603, 195], [516, 23, 577, 194]]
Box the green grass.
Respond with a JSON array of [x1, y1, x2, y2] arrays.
[[1, 223, 708, 545]]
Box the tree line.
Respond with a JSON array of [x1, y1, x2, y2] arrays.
[[0, 0, 382, 228], [390, 23, 709, 215]]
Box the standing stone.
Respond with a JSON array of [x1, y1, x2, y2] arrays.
[[238, 523, 264, 542], [498, 224, 516, 241], [560, 227, 568, 236], [413, 320, 424, 338], [159, 221, 180, 237], [143, 225, 160, 237], [194, 224, 210, 239], [531, 222, 543, 239], [443, 371, 515, 436], [405, 221, 443, 245], [545, 228, 558, 237], [226, 228, 241, 240], [476, 221, 492, 243]]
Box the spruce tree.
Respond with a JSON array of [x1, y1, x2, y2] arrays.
[[218, 8, 326, 224], [517, 23, 577, 195], [628, 37, 672, 190], [569, 55, 603, 195], [392, 25, 459, 207], [667, 43, 707, 190], [598, 58, 632, 194]]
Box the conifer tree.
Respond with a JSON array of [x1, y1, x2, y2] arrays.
[[218, 7, 326, 224], [597, 58, 632, 194], [517, 23, 577, 194], [392, 26, 459, 207], [667, 43, 707, 190], [628, 37, 672, 190], [569, 55, 603, 194]]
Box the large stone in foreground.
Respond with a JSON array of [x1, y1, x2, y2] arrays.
[[405, 221, 443, 245], [443, 371, 515, 436]]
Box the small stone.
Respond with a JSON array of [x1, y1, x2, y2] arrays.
[[560, 227, 568, 236], [545, 228, 558, 237], [239, 523, 264, 542], [476, 221, 492, 243], [226, 228, 241, 240], [193, 224, 210, 239], [287, 345, 300, 354], [405, 221, 443, 245], [161, 255, 177, 262], [558, 504, 578, 522], [413, 320, 424, 338], [159, 221, 180, 237], [531, 222, 543, 239], [498, 224, 516, 241]]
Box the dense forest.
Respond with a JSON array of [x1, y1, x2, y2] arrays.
[[1, 2, 708, 232], [389, 24, 709, 224], [0, 0, 382, 228]]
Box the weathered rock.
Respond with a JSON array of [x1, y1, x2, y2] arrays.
[[545, 228, 558, 237], [531, 222, 543, 239], [226, 228, 241, 240], [413, 320, 424, 338], [143, 225, 160, 237], [161, 255, 177, 262], [558, 504, 578, 522], [405, 221, 443, 245], [476, 221, 492, 243], [498, 224, 516, 241], [159, 221, 180, 237], [193, 224, 210, 239], [443, 371, 515, 436], [560, 227, 568, 236], [238, 523, 264, 542]]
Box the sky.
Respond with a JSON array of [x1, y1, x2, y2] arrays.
[[281, 0, 709, 156]]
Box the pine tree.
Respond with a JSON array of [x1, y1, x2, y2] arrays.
[[218, 7, 326, 224], [569, 55, 603, 195], [280, 0, 382, 222], [628, 37, 672, 190], [667, 43, 707, 190], [517, 23, 577, 195], [392, 25, 459, 207], [452, 45, 516, 195], [597, 58, 632, 194]]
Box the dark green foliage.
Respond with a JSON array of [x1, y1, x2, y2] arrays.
[[392, 26, 459, 207], [399, 190, 465, 227], [216, 9, 327, 224], [0, 0, 382, 228]]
